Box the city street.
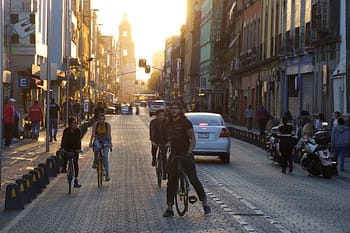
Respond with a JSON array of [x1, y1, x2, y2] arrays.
[[0, 107, 349, 232]]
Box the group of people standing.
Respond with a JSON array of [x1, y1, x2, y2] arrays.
[[244, 103, 350, 173]]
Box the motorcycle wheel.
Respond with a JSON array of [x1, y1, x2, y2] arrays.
[[322, 166, 332, 179]]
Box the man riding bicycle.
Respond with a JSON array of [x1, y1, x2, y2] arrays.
[[149, 109, 168, 176], [89, 113, 112, 181], [60, 117, 82, 188], [163, 101, 210, 217]]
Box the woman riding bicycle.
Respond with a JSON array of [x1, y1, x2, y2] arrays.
[[60, 117, 82, 188], [89, 113, 113, 181], [163, 101, 210, 217]]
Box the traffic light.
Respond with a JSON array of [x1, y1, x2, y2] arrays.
[[138, 59, 146, 68], [145, 65, 151, 73]]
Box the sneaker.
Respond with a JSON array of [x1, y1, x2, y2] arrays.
[[152, 158, 156, 167], [60, 168, 67, 173], [74, 180, 82, 188], [203, 205, 211, 214], [162, 208, 174, 217], [92, 161, 97, 169], [105, 174, 110, 181]]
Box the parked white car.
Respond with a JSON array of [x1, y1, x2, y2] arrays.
[[149, 100, 166, 117], [185, 112, 231, 163]]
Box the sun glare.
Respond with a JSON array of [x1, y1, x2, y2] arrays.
[[92, 0, 187, 80]]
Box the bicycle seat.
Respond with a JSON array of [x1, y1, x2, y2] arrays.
[[64, 151, 76, 159]]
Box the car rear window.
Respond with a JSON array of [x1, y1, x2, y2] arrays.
[[151, 102, 165, 106], [187, 115, 223, 126]]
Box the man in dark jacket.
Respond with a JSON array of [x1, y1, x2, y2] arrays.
[[49, 97, 60, 142], [149, 109, 167, 168]]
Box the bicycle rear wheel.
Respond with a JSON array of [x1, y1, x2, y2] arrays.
[[175, 172, 189, 216], [97, 156, 103, 188]]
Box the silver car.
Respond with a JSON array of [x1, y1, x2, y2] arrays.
[[185, 112, 231, 163]]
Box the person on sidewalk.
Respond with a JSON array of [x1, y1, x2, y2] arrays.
[[149, 109, 168, 176], [29, 100, 42, 140], [89, 113, 113, 181], [49, 97, 60, 142], [256, 104, 270, 136], [60, 117, 82, 188], [244, 105, 254, 130], [163, 101, 210, 217], [3, 98, 16, 148], [331, 117, 350, 172]]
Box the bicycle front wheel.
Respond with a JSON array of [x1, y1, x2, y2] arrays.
[[175, 172, 189, 216], [156, 155, 163, 188], [67, 161, 74, 194], [97, 157, 103, 188]]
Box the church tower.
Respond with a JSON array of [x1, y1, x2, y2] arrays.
[[117, 14, 136, 103]]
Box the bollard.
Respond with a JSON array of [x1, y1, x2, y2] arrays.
[[29, 170, 43, 194], [56, 150, 64, 169], [34, 167, 47, 189], [50, 155, 60, 174], [46, 158, 57, 177], [22, 174, 37, 200], [4, 183, 24, 211], [38, 163, 50, 185], [16, 179, 31, 204]]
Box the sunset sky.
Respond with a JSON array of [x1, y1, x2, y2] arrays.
[[91, 0, 187, 80]]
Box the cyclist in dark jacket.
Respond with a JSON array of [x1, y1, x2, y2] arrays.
[[149, 109, 168, 168], [162, 102, 210, 217], [60, 117, 82, 188]]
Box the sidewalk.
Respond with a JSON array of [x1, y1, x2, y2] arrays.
[[225, 122, 350, 179], [0, 123, 80, 208]]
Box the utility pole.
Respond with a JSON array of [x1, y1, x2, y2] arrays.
[[0, 0, 4, 191], [46, 0, 52, 152]]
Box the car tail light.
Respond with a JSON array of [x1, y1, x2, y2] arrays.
[[199, 122, 208, 126], [219, 128, 230, 137]]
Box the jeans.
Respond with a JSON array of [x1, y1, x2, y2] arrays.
[[334, 146, 347, 170], [166, 153, 206, 206], [31, 121, 40, 137], [49, 118, 58, 139], [3, 123, 14, 146], [93, 139, 110, 173]]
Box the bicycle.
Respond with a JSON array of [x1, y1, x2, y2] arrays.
[[63, 150, 79, 194], [94, 142, 112, 188], [155, 144, 168, 188], [171, 155, 198, 216]]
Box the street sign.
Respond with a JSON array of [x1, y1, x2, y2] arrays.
[[18, 76, 29, 88]]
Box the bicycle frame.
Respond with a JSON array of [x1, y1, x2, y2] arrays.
[[94, 142, 111, 188]]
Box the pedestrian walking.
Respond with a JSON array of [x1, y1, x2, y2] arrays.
[[49, 97, 60, 142], [244, 105, 254, 130], [29, 100, 42, 140], [163, 101, 210, 217], [256, 104, 270, 136], [296, 110, 311, 138], [72, 100, 81, 122], [3, 98, 17, 147], [331, 117, 350, 172], [278, 116, 295, 173]]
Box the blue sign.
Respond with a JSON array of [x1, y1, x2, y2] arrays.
[[18, 76, 30, 88]]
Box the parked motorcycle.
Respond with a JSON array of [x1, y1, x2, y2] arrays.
[[298, 130, 336, 178], [265, 126, 283, 164]]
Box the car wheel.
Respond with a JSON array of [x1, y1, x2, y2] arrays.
[[220, 153, 230, 164]]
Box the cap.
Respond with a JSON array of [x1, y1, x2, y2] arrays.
[[8, 98, 16, 103]]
